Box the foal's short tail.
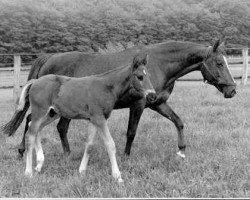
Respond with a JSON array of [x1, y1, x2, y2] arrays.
[[1, 80, 35, 136]]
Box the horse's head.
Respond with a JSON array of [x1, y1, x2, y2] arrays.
[[129, 54, 156, 103], [201, 40, 237, 98]]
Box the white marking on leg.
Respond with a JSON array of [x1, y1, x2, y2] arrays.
[[25, 134, 35, 177], [34, 134, 44, 172], [79, 123, 96, 173], [223, 56, 236, 84], [99, 121, 123, 183], [177, 151, 185, 158]]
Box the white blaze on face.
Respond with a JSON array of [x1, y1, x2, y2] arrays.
[[223, 56, 236, 84], [143, 69, 147, 75]]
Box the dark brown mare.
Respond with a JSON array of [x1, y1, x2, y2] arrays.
[[8, 40, 237, 159], [2, 54, 156, 182]]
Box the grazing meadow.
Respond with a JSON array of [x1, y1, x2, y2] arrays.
[[0, 80, 250, 198]]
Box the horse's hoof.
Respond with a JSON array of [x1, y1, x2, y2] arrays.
[[177, 151, 185, 158], [17, 149, 25, 160], [63, 151, 71, 159], [17, 153, 24, 160]]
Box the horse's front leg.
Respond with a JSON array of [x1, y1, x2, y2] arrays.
[[150, 101, 186, 158], [124, 99, 146, 156], [56, 117, 71, 156]]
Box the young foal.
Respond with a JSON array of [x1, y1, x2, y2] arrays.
[[10, 54, 156, 182]]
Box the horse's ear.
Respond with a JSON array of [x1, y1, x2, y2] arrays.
[[213, 39, 220, 52], [141, 54, 148, 66], [132, 55, 140, 70], [132, 54, 148, 70]]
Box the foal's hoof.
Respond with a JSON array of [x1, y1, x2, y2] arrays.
[[79, 170, 87, 177], [34, 166, 42, 172], [177, 151, 185, 159], [113, 173, 123, 183], [117, 177, 124, 184], [24, 171, 33, 178]]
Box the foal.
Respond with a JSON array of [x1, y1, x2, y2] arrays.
[[5, 54, 156, 182]]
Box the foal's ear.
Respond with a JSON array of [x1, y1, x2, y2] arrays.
[[213, 39, 220, 52], [132, 54, 148, 70]]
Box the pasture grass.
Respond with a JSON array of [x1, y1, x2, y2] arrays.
[[1, 82, 250, 198]]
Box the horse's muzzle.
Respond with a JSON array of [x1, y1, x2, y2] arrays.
[[224, 88, 237, 98], [145, 90, 157, 103]]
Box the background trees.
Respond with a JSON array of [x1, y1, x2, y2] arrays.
[[0, 0, 249, 54]]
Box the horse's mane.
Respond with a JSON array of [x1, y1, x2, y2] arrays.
[[149, 41, 210, 64], [93, 64, 130, 77]]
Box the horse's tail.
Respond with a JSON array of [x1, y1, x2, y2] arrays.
[[1, 80, 36, 136], [27, 54, 53, 80]]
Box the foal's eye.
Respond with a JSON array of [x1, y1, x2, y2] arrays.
[[217, 62, 223, 67], [137, 75, 143, 81]]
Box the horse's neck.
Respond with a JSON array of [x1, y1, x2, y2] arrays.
[[163, 45, 208, 87], [102, 66, 131, 98], [178, 45, 207, 71]]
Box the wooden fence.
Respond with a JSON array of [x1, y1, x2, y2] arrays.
[[0, 48, 249, 107]]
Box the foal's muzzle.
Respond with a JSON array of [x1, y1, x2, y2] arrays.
[[145, 89, 157, 104]]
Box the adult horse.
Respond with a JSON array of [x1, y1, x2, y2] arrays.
[[2, 54, 156, 182], [12, 40, 236, 158]]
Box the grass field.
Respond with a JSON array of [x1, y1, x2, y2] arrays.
[[1, 81, 250, 198]]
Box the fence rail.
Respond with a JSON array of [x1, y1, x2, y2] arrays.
[[0, 48, 249, 106]]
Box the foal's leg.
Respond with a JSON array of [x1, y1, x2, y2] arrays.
[[124, 100, 146, 155], [151, 102, 186, 158], [97, 119, 123, 183], [57, 117, 71, 156], [34, 114, 58, 173], [79, 123, 97, 174], [18, 113, 32, 158], [25, 119, 41, 177], [34, 131, 44, 172]]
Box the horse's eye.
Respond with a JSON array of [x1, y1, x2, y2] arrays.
[[218, 63, 223, 68], [137, 75, 143, 81]]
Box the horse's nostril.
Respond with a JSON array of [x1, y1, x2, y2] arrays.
[[231, 89, 236, 97]]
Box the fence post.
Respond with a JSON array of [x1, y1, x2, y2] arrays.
[[241, 48, 249, 85], [13, 55, 21, 109]]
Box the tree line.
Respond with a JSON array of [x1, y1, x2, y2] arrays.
[[0, 0, 249, 57]]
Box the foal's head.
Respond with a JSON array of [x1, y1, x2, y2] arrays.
[[129, 54, 156, 103], [201, 40, 237, 98]]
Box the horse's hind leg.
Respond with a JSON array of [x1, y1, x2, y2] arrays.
[[95, 118, 123, 183], [124, 100, 146, 156], [57, 117, 71, 156], [79, 123, 97, 174], [18, 113, 32, 158]]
